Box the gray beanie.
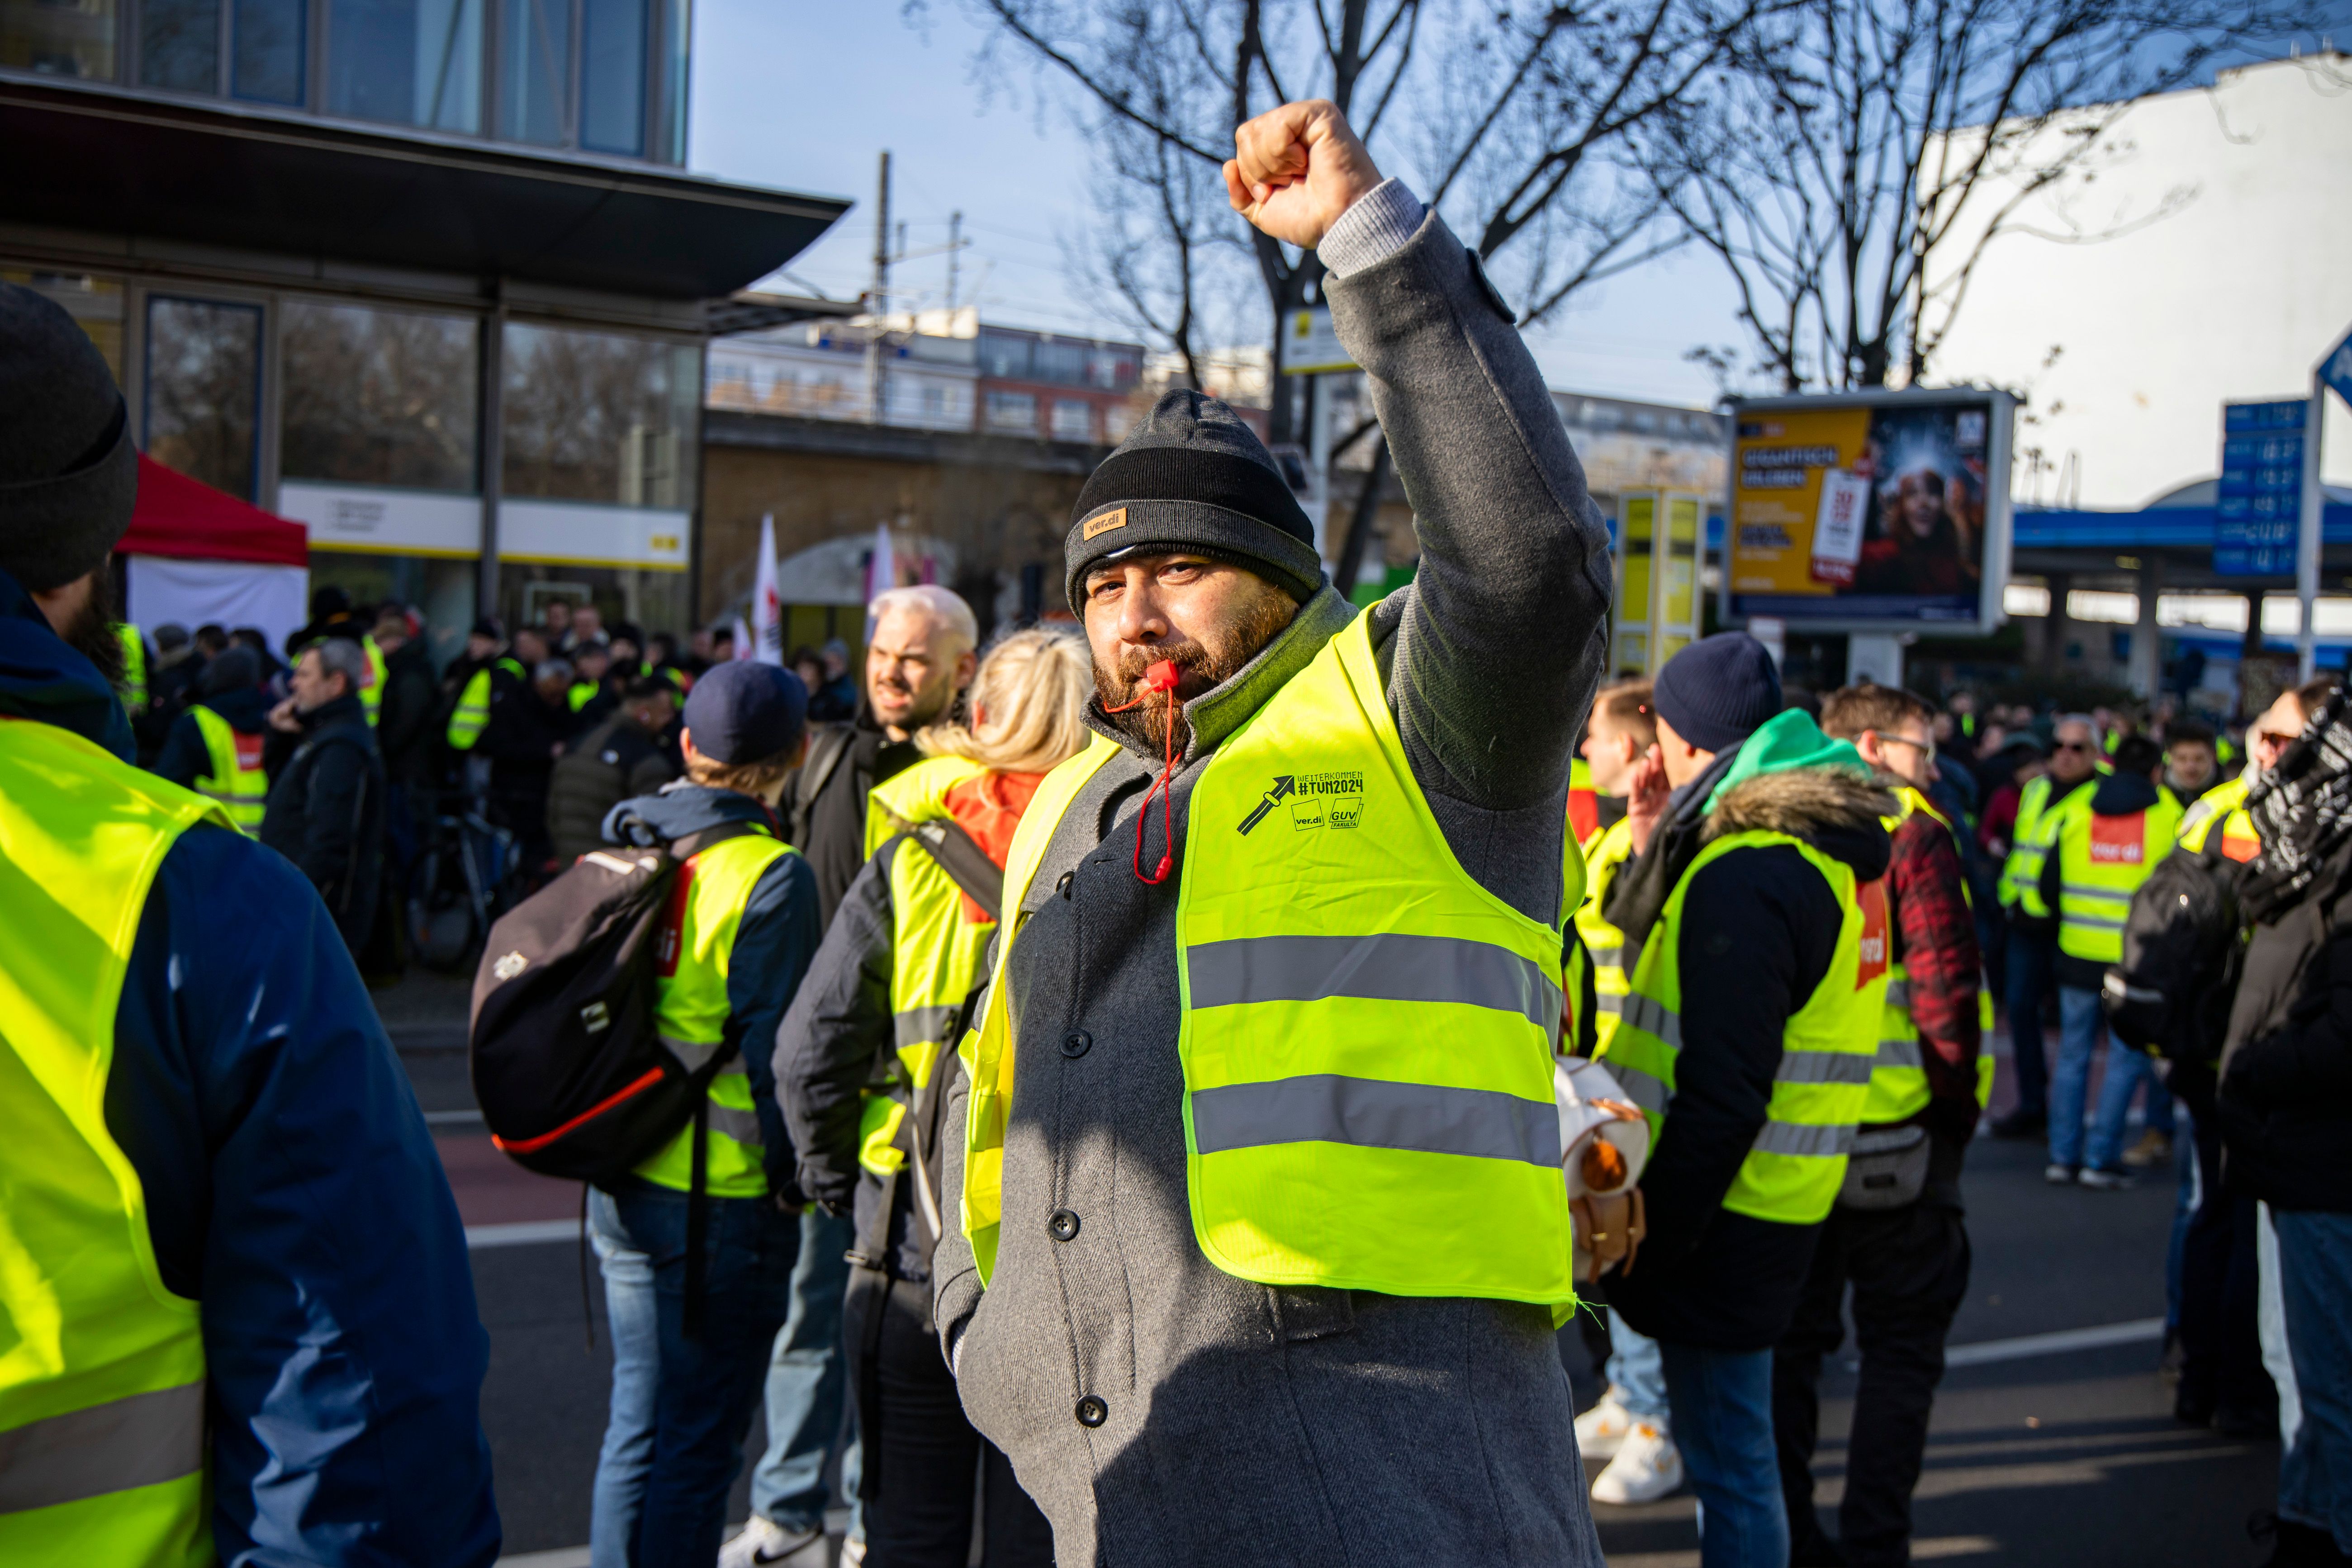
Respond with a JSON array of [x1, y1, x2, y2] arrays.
[[1065, 388, 1324, 611], [0, 284, 137, 592]]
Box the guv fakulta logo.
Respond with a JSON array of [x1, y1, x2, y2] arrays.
[[1238, 772, 1366, 834]]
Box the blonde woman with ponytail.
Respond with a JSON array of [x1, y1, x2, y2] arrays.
[[766, 625, 1088, 1568]]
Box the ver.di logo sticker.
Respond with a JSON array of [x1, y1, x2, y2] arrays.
[[1237, 772, 1365, 834]]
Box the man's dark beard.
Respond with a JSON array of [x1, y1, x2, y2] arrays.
[[1093, 589, 1297, 756], [59, 561, 128, 692]]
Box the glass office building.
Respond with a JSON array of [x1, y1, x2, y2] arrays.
[[1, 0, 843, 658]]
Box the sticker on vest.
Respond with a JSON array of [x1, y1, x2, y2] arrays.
[[2089, 811, 2148, 865], [1239, 772, 1363, 834], [2221, 829, 2259, 863], [234, 733, 265, 769], [1854, 878, 1889, 989]]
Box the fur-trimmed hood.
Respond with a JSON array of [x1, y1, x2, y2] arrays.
[[1705, 765, 1898, 845]]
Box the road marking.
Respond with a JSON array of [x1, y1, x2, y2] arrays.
[[425, 1109, 485, 1126], [465, 1220, 579, 1250], [1943, 1317, 2165, 1369]]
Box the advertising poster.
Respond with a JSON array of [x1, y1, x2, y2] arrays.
[[1724, 390, 2014, 634]]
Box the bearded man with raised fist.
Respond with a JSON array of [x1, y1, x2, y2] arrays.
[[928, 99, 1614, 1566]]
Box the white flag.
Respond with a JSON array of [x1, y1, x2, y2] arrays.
[[752, 513, 784, 665], [731, 614, 754, 661], [865, 522, 898, 612]]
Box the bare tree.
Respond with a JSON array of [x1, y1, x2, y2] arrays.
[[957, 0, 1757, 443], [1659, 0, 2290, 392]]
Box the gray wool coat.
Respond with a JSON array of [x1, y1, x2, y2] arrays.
[[930, 208, 1616, 1567]]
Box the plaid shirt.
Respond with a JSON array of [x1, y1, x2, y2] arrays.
[[1890, 807, 1983, 1117]]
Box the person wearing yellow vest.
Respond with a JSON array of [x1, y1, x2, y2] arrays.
[[116, 618, 149, 711], [151, 643, 271, 834], [585, 661, 823, 1568], [1598, 636, 1890, 1568], [2037, 734, 2183, 1187], [775, 628, 1090, 1567], [1989, 714, 2102, 1139], [929, 102, 1613, 1567], [443, 618, 526, 753], [1566, 678, 1687, 1507], [0, 280, 498, 1564], [1778, 685, 1987, 1568]]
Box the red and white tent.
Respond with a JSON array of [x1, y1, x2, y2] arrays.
[[119, 455, 310, 651]]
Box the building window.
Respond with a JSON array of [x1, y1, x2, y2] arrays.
[[145, 295, 264, 500], [4, 271, 124, 378], [1051, 398, 1092, 443], [497, 0, 569, 144], [326, 0, 484, 132], [281, 301, 480, 491], [1103, 404, 1133, 443], [232, 0, 305, 102], [1034, 340, 1088, 385], [139, 0, 217, 91], [921, 384, 947, 420], [653, 0, 685, 162], [579, 0, 645, 155], [979, 334, 1030, 380], [984, 389, 1037, 434], [4, 0, 117, 79], [503, 322, 698, 507]]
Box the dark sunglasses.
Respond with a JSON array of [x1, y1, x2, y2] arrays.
[[2055, 740, 2091, 752]]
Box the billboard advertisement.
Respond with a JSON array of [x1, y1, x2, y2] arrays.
[[1721, 388, 2015, 635]]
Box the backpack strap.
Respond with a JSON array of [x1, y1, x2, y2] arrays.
[[885, 815, 1005, 925], [665, 819, 768, 862]]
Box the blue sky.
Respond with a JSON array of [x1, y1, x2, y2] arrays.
[[684, 1, 1747, 407]]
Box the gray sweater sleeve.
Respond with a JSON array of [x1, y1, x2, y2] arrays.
[[1323, 206, 1614, 914]]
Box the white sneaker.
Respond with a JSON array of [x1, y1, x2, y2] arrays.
[[718, 1516, 832, 1568], [1589, 1421, 1684, 1505], [1574, 1391, 1637, 1459]]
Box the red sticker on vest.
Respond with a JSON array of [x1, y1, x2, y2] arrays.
[[1568, 787, 1599, 845], [233, 733, 264, 770], [2089, 811, 2147, 865], [2221, 829, 2259, 863], [1854, 878, 1889, 989]]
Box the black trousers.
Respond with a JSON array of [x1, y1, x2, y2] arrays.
[[2173, 1077, 2275, 1421], [846, 1272, 1054, 1568], [1773, 1201, 1972, 1568]]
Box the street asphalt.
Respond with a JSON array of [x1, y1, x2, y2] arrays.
[[379, 967, 2284, 1565]]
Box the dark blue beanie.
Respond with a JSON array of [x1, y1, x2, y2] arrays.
[[1652, 633, 1782, 754], [683, 662, 807, 764]]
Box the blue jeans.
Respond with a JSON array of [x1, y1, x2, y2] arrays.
[[1608, 1308, 1671, 1424], [2003, 928, 2056, 1117], [2276, 1209, 2352, 1554], [2086, 1038, 2172, 1170], [2047, 986, 2107, 1170], [1660, 1341, 1788, 1568], [589, 1180, 800, 1568], [749, 1208, 858, 1533]]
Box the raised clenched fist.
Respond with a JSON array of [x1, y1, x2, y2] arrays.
[[1223, 99, 1385, 251]]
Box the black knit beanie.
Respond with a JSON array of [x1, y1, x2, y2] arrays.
[[1652, 632, 1783, 753], [0, 283, 138, 592], [1065, 388, 1323, 612]]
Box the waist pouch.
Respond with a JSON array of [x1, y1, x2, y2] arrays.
[[1837, 1124, 1930, 1211]]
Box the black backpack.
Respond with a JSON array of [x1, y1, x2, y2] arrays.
[[2103, 839, 2245, 1067], [469, 822, 758, 1181]]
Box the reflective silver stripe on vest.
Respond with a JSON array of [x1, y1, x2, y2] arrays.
[[2061, 881, 2131, 902], [1594, 993, 1623, 1015], [1774, 1050, 1875, 1088], [1617, 993, 1682, 1049], [1876, 1037, 1925, 1071], [1190, 1073, 1561, 1167], [662, 1035, 728, 1072], [1751, 1120, 1856, 1159], [895, 1005, 962, 1049], [0, 1379, 205, 1515], [1187, 933, 1560, 1033], [1587, 943, 1623, 970], [2063, 913, 2127, 932], [707, 1101, 765, 1147], [1605, 1059, 1670, 1114], [1883, 980, 1911, 1009]]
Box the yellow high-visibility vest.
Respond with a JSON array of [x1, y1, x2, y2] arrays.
[[2178, 774, 2260, 864], [633, 828, 800, 1197], [359, 636, 385, 728], [445, 656, 523, 751], [1574, 814, 1639, 1052], [1998, 773, 2055, 910], [190, 704, 267, 836], [2049, 787, 2183, 966], [1866, 786, 1994, 1126], [860, 758, 1003, 1178], [115, 623, 148, 712], [1607, 824, 1883, 1226], [961, 611, 1583, 1305], [0, 715, 228, 1567]]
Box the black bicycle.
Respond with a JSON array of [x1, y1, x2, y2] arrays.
[[405, 795, 522, 972]]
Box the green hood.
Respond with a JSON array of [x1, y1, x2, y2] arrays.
[[1704, 708, 1870, 810]]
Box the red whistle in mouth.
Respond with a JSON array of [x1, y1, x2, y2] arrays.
[[1139, 659, 1181, 693]]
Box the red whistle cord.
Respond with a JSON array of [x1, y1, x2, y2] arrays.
[[1102, 660, 1181, 884]]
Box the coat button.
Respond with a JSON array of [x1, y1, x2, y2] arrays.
[[1076, 1394, 1108, 1428], [1048, 1208, 1080, 1242], [1061, 1028, 1092, 1058]]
